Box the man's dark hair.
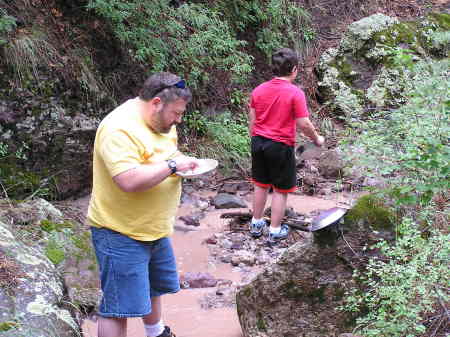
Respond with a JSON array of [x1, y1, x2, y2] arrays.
[[139, 72, 192, 103], [271, 48, 299, 77]]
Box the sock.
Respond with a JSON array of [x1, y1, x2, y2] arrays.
[[269, 226, 281, 234], [144, 320, 164, 337], [252, 217, 263, 224]]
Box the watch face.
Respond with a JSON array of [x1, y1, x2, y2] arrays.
[[168, 160, 177, 172]]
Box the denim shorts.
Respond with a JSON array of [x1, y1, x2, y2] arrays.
[[90, 227, 180, 318]]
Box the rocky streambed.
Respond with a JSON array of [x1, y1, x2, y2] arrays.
[[78, 181, 354, 337]]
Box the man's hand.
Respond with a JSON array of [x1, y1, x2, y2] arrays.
[[173, 155, 199, 172]]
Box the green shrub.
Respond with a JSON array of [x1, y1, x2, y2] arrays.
[[86, 0, 253, 107], [0, 8, 16, 45], [343, 219, 449, 337], [340, 57, 450, 336], [206, 112, 250, 163], [342, 58, 450, 211], [211, 0, 314, 58]]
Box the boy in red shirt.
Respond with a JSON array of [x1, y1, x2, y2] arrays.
[[249, 48, 324, 244]]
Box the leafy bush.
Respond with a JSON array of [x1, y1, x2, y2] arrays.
[[344, 219, 449, 337], [87, 0, 253, 107], [342, 58, 450, 210], [202, 112, 250, 170], [211, 0, 314, 58], [0, 8, 16, 45], [340, 57, 450, 336]]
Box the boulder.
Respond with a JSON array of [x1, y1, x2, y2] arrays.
[[318, 149, 345, 179], [316, 12, 450, 120], [0, 219, 79, 337], [236, 196, 395, 337], [213, 193, 247, 209], [0, 198, 100, 325]]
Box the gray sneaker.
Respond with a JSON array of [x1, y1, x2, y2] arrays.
[[249, 219, 267, 238], [268, 224, 290, 244]]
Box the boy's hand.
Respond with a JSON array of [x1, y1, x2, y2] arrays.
[[314, 135, 325, 147]]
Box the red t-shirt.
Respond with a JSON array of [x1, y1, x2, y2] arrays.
[[250, 78, 309, 146]]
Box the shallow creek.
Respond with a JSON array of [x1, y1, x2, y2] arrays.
[[81, 191, 352, 337]]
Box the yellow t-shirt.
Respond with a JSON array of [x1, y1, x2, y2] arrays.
[[87, 97, 181, 241]]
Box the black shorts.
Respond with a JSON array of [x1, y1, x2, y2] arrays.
[[251, 136, 296, 193]]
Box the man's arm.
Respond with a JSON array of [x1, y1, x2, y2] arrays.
[[296, 117, 324, 146], [248, 107, 255, 136], [113, 155, 198, 193]]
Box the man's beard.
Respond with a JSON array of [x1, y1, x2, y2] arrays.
[[152, 107, 172, 134]]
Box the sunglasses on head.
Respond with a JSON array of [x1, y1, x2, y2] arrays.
[[153, 79, 186, 97]]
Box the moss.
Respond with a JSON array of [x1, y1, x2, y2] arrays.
[[256, 312, 266, 332], [45, 240, 65, 265], [428, 12, 450, 30], [332, 286, 345, 301], [241, 286, 252, 297], [280, 281, 326, 303], [345, 195, 394, 230], [40, 220, 73, 233], [0, 321, 19, 332], [308, 287, 326, 303], [280, 280, 303, 300]]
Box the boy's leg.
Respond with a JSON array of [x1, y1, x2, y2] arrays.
[[252, 185, 269, 219], [270, 190, 288, 229], [98, 317, 127, 337]]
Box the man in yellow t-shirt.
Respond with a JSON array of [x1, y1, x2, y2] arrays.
[[87, 72, 198, 337]]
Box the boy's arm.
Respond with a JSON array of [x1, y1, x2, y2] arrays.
[[296, 117, 324, 146], [248, 107, 256, 136]]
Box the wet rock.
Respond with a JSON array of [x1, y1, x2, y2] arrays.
[[204, 236, 218, 245], [179, 272, 218, 289], [237, 181, 252, 191], [179, 215, 201, 227], [195, 198, 210, 210], [220, 182, 239, 194], [256, 250, 271, 265], [231, 250, 256, 266], [319, 149, 345, 179], [220, 238, 233, 249], [213, 193, 247, 209], [220, 253, 232, 263], [201, 285, 236, 309]]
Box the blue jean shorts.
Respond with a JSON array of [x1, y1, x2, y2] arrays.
[[90, 227, 180, 318]]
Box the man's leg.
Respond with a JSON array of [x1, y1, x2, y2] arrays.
[[143, 296, 162, 325], [252, 185, 269, 219], [98, 317, 127, 337], [270, 190, 288, 229]]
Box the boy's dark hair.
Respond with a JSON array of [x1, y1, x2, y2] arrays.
[[139, 72, 192, 103], [271, 48, 299, 77]]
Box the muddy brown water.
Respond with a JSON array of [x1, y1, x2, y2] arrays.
[[81, 191, 352, 337]]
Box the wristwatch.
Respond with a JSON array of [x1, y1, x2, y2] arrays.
[[166, 159, 177, 174]]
